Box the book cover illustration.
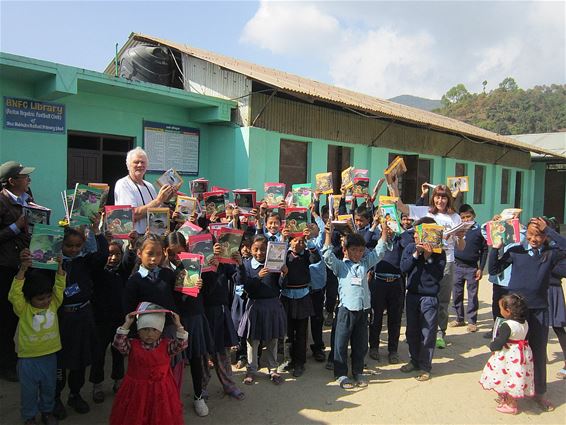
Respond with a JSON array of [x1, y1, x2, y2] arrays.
[[500, 208, 522, 220], [415, 223, 444, 253], [135, 302, 172, 315], [23, 202, 51, 231], [328, 194, 341, 220], [352, 177, 370, 198], [446, 176, 469, 193], [353, 169, 369, 179], [178, 221, 202, 240], [71, 183, 104, 225], [379, 204, 402, 234], [285, 207, 309, 237], [147, 207, 170, 236], [263, 183, 286, 208], [104, 205, 134, 239], [332, 214, 355, 235], [188, 233, 217, 272], [203, 191, 226, 218], [209, 222, 230, 240], [156, 168, 184, 188], [175, 195, 198, 222], [341, 167, 354, 190], [315, 172, 333, 195], [212, 186, 230, 201], [265, 241, 288, 272], [378, 195, 399, 205], [190, 178, 209, 200], [384, 156, 407, 184], [291, 184, 312, 208], [29, 224, 64, 270], [486, 218, 520, 247], [233, 189, 256, 215], [217, 228, 244, 264], [175, 253, 203, 297], [88, 183, 110, 207]]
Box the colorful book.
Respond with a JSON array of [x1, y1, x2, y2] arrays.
[[328, 194, 341, 220], [209, 222, 230, 240], [212, 186, 230, 201], [233, 189, 256, 215], [177, 221, 203, 240], [190, 178, 209, 200], [88, 183, 110, 207], [147, 207, 170, 236], [23, 202, 51, 231], [135, 301, 172, 315], [291, 184, 313, 208], [285, 207, 309, 237], [265, 241, 288, 272], [500, 208, 522, 220], [175, 253, 203, 297], [70, 183, 104, 225], [353, 169, 369, 179], [29, 224, 64, 270], [264, 183, 286, 208], [315, 172, 333, 195], [352, 177, 370, 198], [446, 176, 469, 193], [156, 168, 184, 188], [332, 214, 355, 235], [217, 228, 244, 264], [415, 223, 444, 253], [188, 233, 217, 272], [379, 204, 402, 234], [175, 195, 198, 222], [384, 156, 407, 184], [378, 195, 399, 205], [104, 205, 134, 239], [486, 218, 520, 247], [202, 191, 226, 218], [341, 167, 354, 190]]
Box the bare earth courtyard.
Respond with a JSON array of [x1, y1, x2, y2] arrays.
[[0, 278, 564, 425]]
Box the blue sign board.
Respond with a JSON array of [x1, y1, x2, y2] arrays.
[[3, 97, 65, 134]]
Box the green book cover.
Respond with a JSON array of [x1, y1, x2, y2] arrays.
[[70, 183, 103, 225], [291, 184, 313, 208], [29, 224, 64, 270]]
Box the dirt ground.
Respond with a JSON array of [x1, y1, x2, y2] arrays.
[[1, 278, 564, 424]]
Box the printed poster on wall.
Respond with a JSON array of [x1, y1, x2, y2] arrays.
[[143, 120, 200, 175]]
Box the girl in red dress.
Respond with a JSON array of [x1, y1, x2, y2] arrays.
[[109, 306, 188, 425]]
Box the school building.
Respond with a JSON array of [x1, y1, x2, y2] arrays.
[[1, 32, 564, 226]]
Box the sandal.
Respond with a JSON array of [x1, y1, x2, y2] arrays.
[[534, 396, 555, 412], [226, 389, 246, 401], [353, 375, 368, 388], [243, 374, 254, 385], [400, 362, 419, 373], [415, 372, 431, 381], [270, 373, 284, 385], [495, 404, 518, 414], [337, 376, 355, 389]]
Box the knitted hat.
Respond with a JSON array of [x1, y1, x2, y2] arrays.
[[136, 312, 165, 332]]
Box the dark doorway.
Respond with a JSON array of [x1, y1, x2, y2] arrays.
[[67, 132, 134, 205], [279, 139, 308, 190], [328, 145, 352, 194], [544, 167, 565, 223], [388, 153, 421, 204]]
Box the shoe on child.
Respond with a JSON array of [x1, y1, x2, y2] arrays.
[[92, 383, 104, 403], [40, 412, 58, 425], [67, 393, 90, 414], [194, 397, 209, 417]]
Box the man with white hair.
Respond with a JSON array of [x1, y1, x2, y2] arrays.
[[114, 147, 176, 234]]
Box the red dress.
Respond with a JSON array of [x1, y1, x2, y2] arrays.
[[110, 338, 184, 425]]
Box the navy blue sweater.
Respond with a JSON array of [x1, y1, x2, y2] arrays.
[[454, 223, 488, 269], [488, 227, 566, 309], [372, 229, 412, 275], [283, 249, 320, 289], [238, 258, 282, 299], [401, 242, 446, 296]]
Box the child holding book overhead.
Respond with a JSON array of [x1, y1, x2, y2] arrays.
[[237, 235, 287, 385], [8, 250, 64, 425], [109, 306, 188, 425], [479, 294, 534, 414], [322, 220, 388, 389]]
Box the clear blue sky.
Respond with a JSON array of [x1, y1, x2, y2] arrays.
[[1, 0, 564, 99]]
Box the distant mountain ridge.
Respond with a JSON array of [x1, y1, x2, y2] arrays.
[[388, 95, 441, 111]]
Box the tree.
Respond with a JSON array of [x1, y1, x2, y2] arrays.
[[440, 84, 471, 108], [498, 77, 519, 92]]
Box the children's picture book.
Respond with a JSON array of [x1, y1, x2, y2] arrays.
[[135, 301, 172, 315], [175, 253, 203, 297], [328, 194, 341, 220], [315, 172, 333, 195], [352, 177, 370, 198], [23, 202, 51, 231], [291, 184, 313, 208], [203, 191, 226, 218], [415, 223, 444, 253], [70, 183, 104, 225], [443, 221, 475, 238], [156, 168, 184, 188], [285, 207, 309, 237], [264, 183, 286, 208], [379, 204, 402, 234], [384, 156, 407, 184], [177, 221, 203, 240], [174, 195, 198, 222], [212, 186, 230, 201], [446, 176, 469, 193], [500, 208, 522, 220], [486, 218, 520, 247], [209, 222, 230, 240], [190, 178, 209, 200], [265, 241, 288, 272], [341, 167, 354, 190], [353, 169, 369, 179], [217, 228, 244, 264], [332, 214, 355, 235], [29, 224, 64, 270], [233, 189, 256, 215], [378, 195, 399, 205], [104, 205, 134, 239], [188, 233, 217, 272], [88, 183, 110, 207], [147, 207, 170, 236]]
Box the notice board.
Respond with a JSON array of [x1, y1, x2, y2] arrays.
[[143, 120, 200, 174]]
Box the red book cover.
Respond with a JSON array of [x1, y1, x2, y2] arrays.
[[202, 191, 226, 218], [188, 233, 217, 272], [233, 189, 257, 215], [175, 253, 203, 297], [486, 218, 520, 246], [217, 228, 244, 264], [285, 207, 309, 238], [190, 178, 209, 200], [352, 177, 370, 198], [263, 183, 286, 208], [135, 302, 172, 315], [178, 221, 202, 240], [104, 205, 134, 239], [209, 222, 230, 240]]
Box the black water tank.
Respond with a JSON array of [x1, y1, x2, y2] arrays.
[[119, 44, 173, 86]]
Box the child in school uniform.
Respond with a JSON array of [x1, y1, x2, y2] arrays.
[[400, 217, 447, 381], [489, 217, 566, 412], [231, 237, 252, 369], [8, 250, 65, 425], [322, 220, 388, 389]]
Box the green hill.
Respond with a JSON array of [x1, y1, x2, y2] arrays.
[[388, 95, 441, 111]]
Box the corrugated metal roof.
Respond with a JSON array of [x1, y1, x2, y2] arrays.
[[106, 33, 566, 160]]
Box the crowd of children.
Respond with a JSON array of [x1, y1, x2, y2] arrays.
[[1, 152, 565, 424]]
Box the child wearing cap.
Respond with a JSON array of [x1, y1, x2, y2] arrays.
[[109, 305, 188, 425]]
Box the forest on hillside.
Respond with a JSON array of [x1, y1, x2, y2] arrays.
[[433, 78, 566, 135]]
